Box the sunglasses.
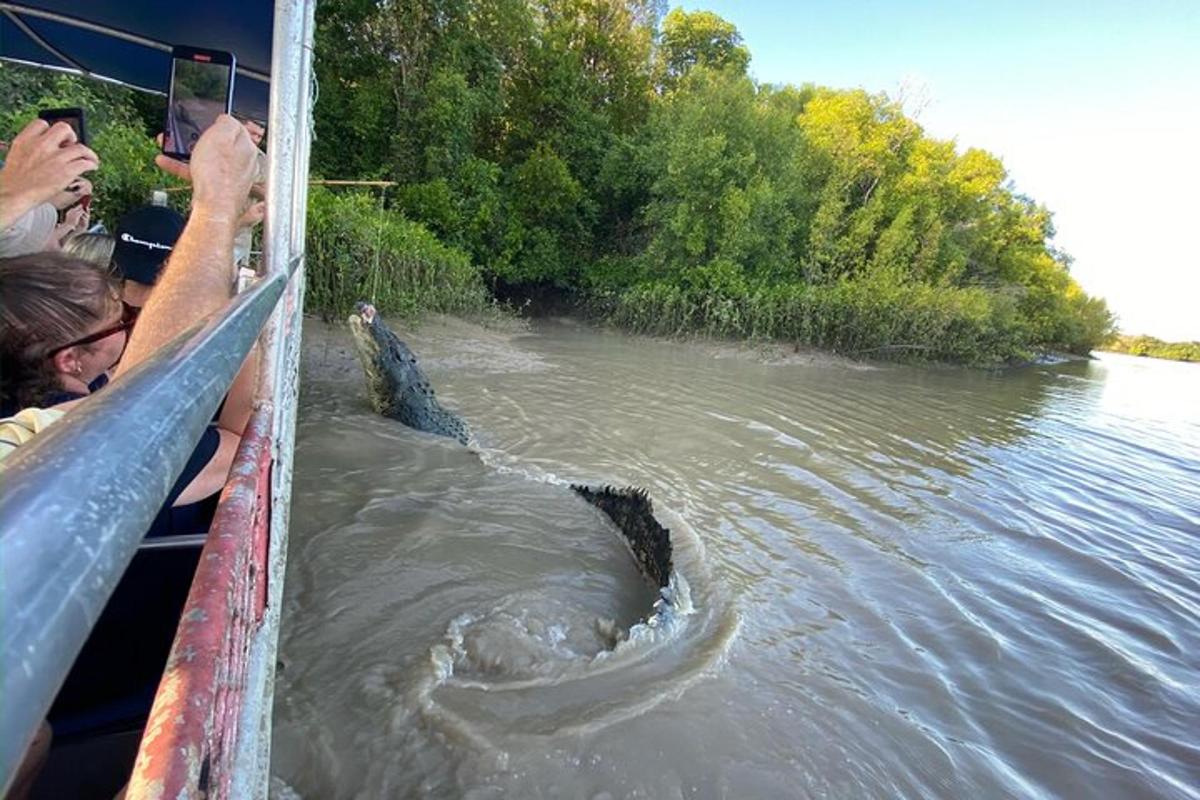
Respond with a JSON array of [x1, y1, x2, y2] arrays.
[[46, 303, 139, 359]]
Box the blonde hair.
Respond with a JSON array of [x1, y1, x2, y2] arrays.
[[62, 232, 117, 270]]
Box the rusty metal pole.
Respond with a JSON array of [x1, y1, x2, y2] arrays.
[[230, 0, 317, 795], [0, 273, 285, 794]]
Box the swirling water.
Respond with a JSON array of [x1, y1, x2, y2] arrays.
[[272, 317, 1200, 799]]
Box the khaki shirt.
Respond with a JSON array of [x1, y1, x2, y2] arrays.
[[0, 407, 65, 462]]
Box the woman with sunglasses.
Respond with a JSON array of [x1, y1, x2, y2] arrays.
[[0, 252, 130, 415], [0, 251, 233, 528]]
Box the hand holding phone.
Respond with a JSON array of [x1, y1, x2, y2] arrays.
[[38, 108, 88, 146], [162, 45, 237, 161], [0, 118, 98, 229], [186, 115, 260, 220], [50, 176, 93, 212]]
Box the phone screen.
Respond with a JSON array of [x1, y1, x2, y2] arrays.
[[39, 109, 87, 145], [164, 56, 232, 157], [56, 116, 83, 141]]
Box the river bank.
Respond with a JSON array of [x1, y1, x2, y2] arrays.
[[490, 280, 1102, 368], [1099, 334, 1200, 363], [300, 308, 1093, 387], [299, 312, 865, 390]]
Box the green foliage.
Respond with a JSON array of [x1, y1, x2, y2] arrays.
[[607, 69, 1114, 360], [0, 66, 180, 226], [600, 276, 1028, 364], [501, 141, 591, 284], [658, 8, 750, 85], [303, 0, 1118, 359], [304, 187, 492, 319], [640, 68, 809, 284], [1103, 335, 1200, 363], [0, 3, 1120, 362]]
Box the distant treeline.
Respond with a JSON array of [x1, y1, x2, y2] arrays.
[[1102, 335, 1200, 363], [311, 0, 1113, 363], [0, 2, 1118, 364]]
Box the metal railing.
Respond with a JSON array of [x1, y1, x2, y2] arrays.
[[0, 267, 289, 789], [0, 2, 315, 793], [229, 0, 316, 793]]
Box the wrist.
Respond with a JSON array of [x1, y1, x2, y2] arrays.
[[187, 206, 241, 231], [190, 193, 245, 226], [0, 180, 40, 229], [181, 207, 239, 263]]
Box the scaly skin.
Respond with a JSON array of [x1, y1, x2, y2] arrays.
[[348, 303, 470, 445], [570, 485, 672, 588], [347, 302, 674, 592]]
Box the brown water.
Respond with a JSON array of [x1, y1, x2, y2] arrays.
[[271, 317, 1200, 799]]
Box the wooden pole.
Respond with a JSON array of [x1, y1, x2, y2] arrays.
[[162, 179, 398, 193]]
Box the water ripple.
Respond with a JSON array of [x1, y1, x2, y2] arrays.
[[275, 323, 1200, 799]]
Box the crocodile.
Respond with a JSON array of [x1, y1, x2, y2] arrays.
[[348, 302, 470, 445], [347, 303, 673, 590]]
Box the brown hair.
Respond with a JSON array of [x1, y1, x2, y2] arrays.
[[0, 252, 122, 411]]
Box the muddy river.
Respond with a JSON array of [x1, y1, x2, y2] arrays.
[[271, 317, 1199, 799]]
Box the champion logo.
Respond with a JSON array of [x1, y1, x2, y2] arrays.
[[120, 232, 173, 251]]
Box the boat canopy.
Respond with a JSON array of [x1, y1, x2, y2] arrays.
[[0, 0, 273, 118]]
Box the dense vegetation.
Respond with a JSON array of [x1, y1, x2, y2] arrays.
[[2, 1, 1118, 363], [311, 0, 1113, 362], [305, 187, 492, 318], [0, 66, 495, 318], [0, 68, 178, 225], [1101, 335, 1200, 363]]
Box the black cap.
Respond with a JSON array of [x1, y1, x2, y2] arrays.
[[113, 205, 185, 285]]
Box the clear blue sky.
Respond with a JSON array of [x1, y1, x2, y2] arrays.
[[680, 0, 1200, 340]]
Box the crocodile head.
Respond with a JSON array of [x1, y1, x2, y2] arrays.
[[347, 302, 470, 444]]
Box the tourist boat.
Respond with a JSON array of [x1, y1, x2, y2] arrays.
[[0, 2, 315, 797]]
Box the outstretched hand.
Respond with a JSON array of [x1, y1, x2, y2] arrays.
[[0, 119, 99, 227], [50, 203, 89, 249], [155, 121, 267, 200], [239, 200, 266, 229], [49, 177, 93, 212], [171, 115, 260, 224]]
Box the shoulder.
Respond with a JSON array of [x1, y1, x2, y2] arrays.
[[0, 407, 67, 463]]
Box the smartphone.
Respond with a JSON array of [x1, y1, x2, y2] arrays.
[[39, 107, 88, 145], [162, 45, 236, 161]]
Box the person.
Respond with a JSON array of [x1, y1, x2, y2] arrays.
[[47, 196, 90, 250], [0, 116, 263, 797], [0, 253, 129, 416], [49, 176, 92, 218], [0, 252, 236, 514], [0, 115, 262, 496], [0, 201, 57, 257], [111, 204, 186, 308], [0, 119, 98, 249]]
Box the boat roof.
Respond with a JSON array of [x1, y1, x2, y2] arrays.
[[0, 0, 272, 119]]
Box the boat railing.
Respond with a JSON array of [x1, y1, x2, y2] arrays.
[[0, 2, 315, 796], [0, 258, 292, 790]]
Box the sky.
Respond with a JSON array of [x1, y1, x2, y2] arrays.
[[680, 0, 1200, 341]]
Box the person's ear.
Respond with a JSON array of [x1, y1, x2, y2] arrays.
[[51, 347, 81, 377]]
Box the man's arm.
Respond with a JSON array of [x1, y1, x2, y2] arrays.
[[116, 116, 257, 375], [108, 116, 260, 508]]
